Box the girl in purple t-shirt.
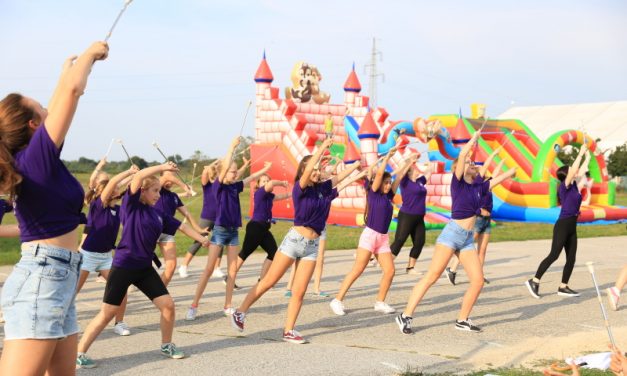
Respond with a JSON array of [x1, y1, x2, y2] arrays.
[[397, 130, 514, 334], [390, 161, 433, 274], [230, 138, 361, 344], [76, 166, 138, 336], [188, 137, 271, 320], [0, 41, 108, 375], [526, 144, 588, 299], [76, 162, 210, 366], [331, 149, 417, 316]]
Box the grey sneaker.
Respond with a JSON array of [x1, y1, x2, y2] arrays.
[[76, 354, 96, 369], [186, 306, 197, 321], [445, 267, 456, 286], [395, 313, 413, 334], [160, 343, 185, 359]]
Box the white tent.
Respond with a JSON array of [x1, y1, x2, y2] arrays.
[[499, 101, 627, 153]]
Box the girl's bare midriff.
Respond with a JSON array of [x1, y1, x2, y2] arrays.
[[453, 216, 476, 232], [23, 228, 81, 252], [293, 226, 320, 240]]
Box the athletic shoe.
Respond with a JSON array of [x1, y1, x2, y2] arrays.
[[223, 307, 235, 316], [231, 310, 245, 332], [160, 343, 185, 359], [374, 301, 396, 314], [95, 275, 106, 284], [284, 290, 292, 298], [178, 265, 189, 278], [445, 267, 456, 286], [282, 330, 307, 344], [606, 287, 620, 311], [395, 313, 413, 334], [185, 306, 197, 321], [525, 279, 540, 299], [222, 276, 241, 290], [212, 268, 225, 278], [312, 291, 330, 298], [406, 267, 421, 276], [113, 321, 131, 336], [455, 318, 481, 332], [483, 277, 490, 284], [368, 257, 376, 267], [329, 298, 346, 316], [76, 354, 96, 369], [557, 286, 580, 297]]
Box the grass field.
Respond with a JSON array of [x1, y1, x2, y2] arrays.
[[0, 173, 625, 266]]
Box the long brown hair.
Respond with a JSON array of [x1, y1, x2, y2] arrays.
[[0, 93, 39, 198], [295, 155, 313, 183]]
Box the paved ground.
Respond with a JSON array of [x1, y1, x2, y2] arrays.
[[1, 236, 626, 375]]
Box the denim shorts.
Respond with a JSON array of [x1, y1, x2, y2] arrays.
[[158, 233, 176, 243], [436, 220, 475, 252], [79, 248, 113, 273], [1, 243, 82, 339], [211, 225, 239, 247], [474, 215, 491, 234], [279, 227, 319, 261]]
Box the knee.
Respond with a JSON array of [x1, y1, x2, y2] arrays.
[[424, 272, 439, 286], [161, 299, 175, 314], [383, 265, 395, 279]]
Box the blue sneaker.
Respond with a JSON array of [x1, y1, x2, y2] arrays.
[[76, 354, 96, 369], [160, 343, 185, 359], [284, 290, 292, 298]]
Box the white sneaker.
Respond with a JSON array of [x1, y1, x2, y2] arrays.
[[330, 298, 346, 316], [113, 321, 131, 336], [223, 307, 235, 316], [186, 306, 197, 321], [374, 301, 396, 314], [212, 268, 225, 278], [178, 265, 189, 278]]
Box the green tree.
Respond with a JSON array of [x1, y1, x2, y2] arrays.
[[607, 142, 627, 177]]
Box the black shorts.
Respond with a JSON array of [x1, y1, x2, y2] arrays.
[[103, 266, 169, 305]]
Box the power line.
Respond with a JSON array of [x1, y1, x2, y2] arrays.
[[364, 38, 384, 108]]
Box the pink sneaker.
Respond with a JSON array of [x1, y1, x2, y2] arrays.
[[606, 287, 620, 311], [230, 310, 245, 332], [282, 329, 307, 344]]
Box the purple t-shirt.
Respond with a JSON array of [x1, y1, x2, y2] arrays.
[[293, 179, 334, 235], [474, 175, 494, 214], [450, 174, 489, 220], [558, 182, 582, 219], [154, 188, 183, 218], [322, 187, 339, 220], [82, 197, 121, 253], [200, 180, 218, 221], [113, 188, 181, 269], [215, 181, 244, 228], [399, 175, 427, 216], [251, 187, 276, 223], [0, 199, 13, 224], [366, 189, 395, 234], [13, 125, 84, 242]]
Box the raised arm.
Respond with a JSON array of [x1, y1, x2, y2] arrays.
[[479, 146, 502, 178], [576, 151, 591, 178], [371, 148, 396, 192], [130, 162, 178, 194], [336, 170, 368, 192], [243, 162, 272, 185], [492, 159, 506, 179], [46, 42, 109, 147], [264, 179, 289, 193], [330, 161, 361, 187], [235, 157, 251, 181], [455, 131, 481, 180], [101, 165, 139, 206], [201, 161, 219, 186], [565, 144, 588, 187], [162, 171, 191, 195], [489, 167, 517, 190], [299, 138, 333, 189], [89, 157, 107, 189], [219, 138, 241, 183], [391, 153, 418, 192]]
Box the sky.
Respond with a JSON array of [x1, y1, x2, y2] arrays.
[[1, 0, 626, 161]]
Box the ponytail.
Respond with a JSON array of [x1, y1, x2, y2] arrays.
[[85, 179, 109, 206]]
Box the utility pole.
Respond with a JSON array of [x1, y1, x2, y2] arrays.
[[364, 37, 384, 108]]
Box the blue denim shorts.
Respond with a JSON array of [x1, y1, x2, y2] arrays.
[[474, 215, 491, 234], [211, 225, 239, 247], [79, 248, 113, 273], [279, 228, 319, 261], [436, 221, 475, 252], [1, 244, 82, 339]]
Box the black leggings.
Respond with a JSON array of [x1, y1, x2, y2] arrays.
[[390, 211, 426, 259], [239, 221, 277, 261], [534, 216, 578, 284]]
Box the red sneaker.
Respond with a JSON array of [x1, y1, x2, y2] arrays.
[[282, 330, 307, 344]]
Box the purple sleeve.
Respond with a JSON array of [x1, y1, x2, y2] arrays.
[[236, 181, 244, 193], [162, 214, 182, 236], [122, 187, 142, 213], [331, 188, 339, 200], [387, 190, 396, 200], [322, 179, 333, 195], [175, 194, 184, 208], [19, 125, 61, 181], [400, 175, 409, 189], [417, 176, 427, 185]]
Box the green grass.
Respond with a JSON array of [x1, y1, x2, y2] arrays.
[[0, 177, 625, 266]]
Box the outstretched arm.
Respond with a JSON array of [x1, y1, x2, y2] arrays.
[[489, 167, 517, 190], [492, 159, 506, 179], [235, 157, 251, 181], [130, 162, 178, 194], [479, 146, 502, 178], [89, 157, 107, 189], [565, 144, 588, 187], [391, 153, 419, 192], [176, 206, 206, 234], [331, 161, 361, 187], [101, 165, 139, 206], [243, 162, 272, 185], [336, 170, 368, 192], [299, 138, 334, 189], [372, 148, 396, 192], [219, 137, 241, 183], [455, 131, 481, 180], [178, 223, 210, 246]]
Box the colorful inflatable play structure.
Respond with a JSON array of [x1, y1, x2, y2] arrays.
[[249, 53, 627, 228]]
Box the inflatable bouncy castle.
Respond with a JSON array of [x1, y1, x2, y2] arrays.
[[249, 53, 627, 227]]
